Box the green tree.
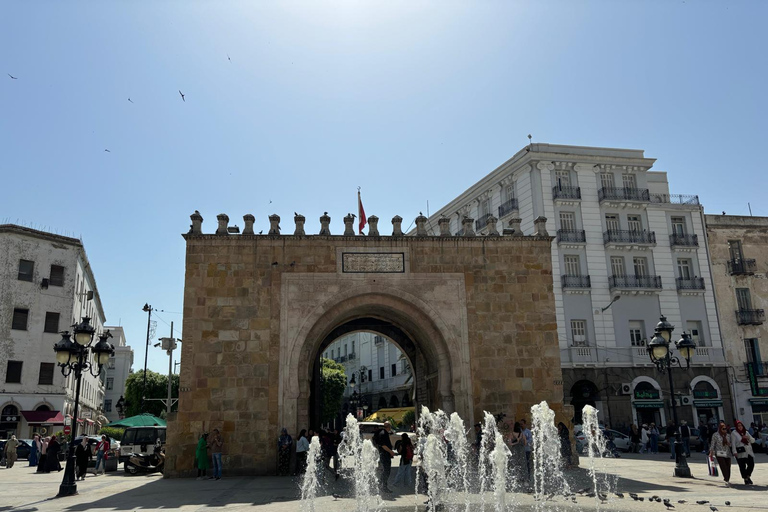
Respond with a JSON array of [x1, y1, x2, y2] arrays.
[[400, 410, 416, 431], [124, 369, 180, 418], [321, 358, 347, 425]]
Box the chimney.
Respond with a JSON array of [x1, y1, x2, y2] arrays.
[[343, 214, 356, 236], [367, 215, 379, 236], [415, 214, 428, 237], [438, 217, 452, 237], [294, 214, 306, 236], [319, 213, 331, 235], [391, 216, 403, 237], [268, 214, 281, 235], [533, 216, 549, 236], [216, 214, 229, 235], [189, 211, 203, 235], [242, 214, 255, 235], [485, 215, 499, 236], [461, 217, 475, 237]]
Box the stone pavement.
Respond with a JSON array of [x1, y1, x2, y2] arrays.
[[2, 452, 767, 511]]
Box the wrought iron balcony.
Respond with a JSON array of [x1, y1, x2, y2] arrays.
[[557, 229, 586, 244], [598, 187, 650, 202], [676, 277, 705, 290], [552, 186, 581, 200], [475, 213, 494, 231], [745, 361, 767, 377], [603, 229, 656, 245], [669, 233, 699, 247], [650, 194, 701, 205], [609, 275, 662, 289], [561, 275, 591, 288], [498, 198, 518, 218], [736, 309, 765, 325], [727, 258, 757, 275]]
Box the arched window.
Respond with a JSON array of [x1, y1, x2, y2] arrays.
[[36, 404, 52, 412], [378, 397, 387, 410], [389, 395, 399, 408], [401, 393, 411, 407]]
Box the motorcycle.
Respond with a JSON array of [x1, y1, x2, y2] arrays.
[[124, 447, 165, 475]]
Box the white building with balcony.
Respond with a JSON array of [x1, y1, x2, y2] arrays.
[[102, 326, 133, 423], [421, 143, 731, 429], [0, 225, 108, 438]]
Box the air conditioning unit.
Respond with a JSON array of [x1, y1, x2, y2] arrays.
[[620, 383, 632, 395], [681, 395, 694, 406], [673, 398, 681, 407]]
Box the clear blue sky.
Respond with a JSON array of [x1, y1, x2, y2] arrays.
[[2, 1, 766, 375]]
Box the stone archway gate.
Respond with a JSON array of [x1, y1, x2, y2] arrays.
[[165, 212, 568, 476]]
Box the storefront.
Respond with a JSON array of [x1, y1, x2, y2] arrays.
[[632, 380, 666, 426], [691, 379, 724, 427], [20, 410, 65, 437], [749, 399, 768, 425], [0, 404, 21, 438]]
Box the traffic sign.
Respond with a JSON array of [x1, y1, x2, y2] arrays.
[[63, 425, 71, 435]]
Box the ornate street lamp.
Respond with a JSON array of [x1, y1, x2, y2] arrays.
[[53, 317, 114, 497], [647, 315, 694, 478]]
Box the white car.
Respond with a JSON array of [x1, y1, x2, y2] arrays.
[[357, 422, 416, 447], [574, 428, 630, 454]]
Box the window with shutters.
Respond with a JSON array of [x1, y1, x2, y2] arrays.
[[44, 312, 60, 333], [555, 170, 571, 188], [622, 173, 637, 189], [627, 215, 642, 232], [600, 173, 614, 189], [564, 255, 581, 276], [728, 240, 744, 261], [629, 320, 645, 346], [745, 338, 761, 364], [105, 399, 112, 412], [5, 361, 22, 383], [611, 256, 625, 276], [38, 363, 54, 385], [570, 320, 587, 346], [107, 377, 114, 390], [677, 259, 692, 279], [633, 257, 648, 276], [686, 321, 704, 346], [12, 308, 29, 330], [559, 212, 576, 231], [479, 198, 490, 217], [49, 265, 65, 287], [18, 259, 34, 282], [736, 288, 753, 310], [605, 214, 620, 231], [671, 217, 686, 235], [504, 183, 515, 202]]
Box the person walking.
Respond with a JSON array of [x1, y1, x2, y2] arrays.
[[277, 428, 293, 476], [4, 435, 19, 468], [75, 438, 91, 480], [210, 428, 224, 480], [629, 424, 640, 453], [640, 424, 649, 454], [709, 421, 732, 487], [195, 433, 210, 480], [92, 435, 110, 475], [698, 422, 709, 454], [295, 429, 309, 476], [29, 434, 39, 467], [373, 421, 396, 493], [393, 433, 414, 488], [680, 420, 691, 457], [45, 435, 62, 472], [665, 421, 677, 460], [557, 422, 572, 468], [37, 437, 49, 473], [520, 419, 533, 480], [649, 423, 659, 454], [731, 420, 755, 485]]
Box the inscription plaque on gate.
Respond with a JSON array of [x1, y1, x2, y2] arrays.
[[342, 252, 405, 273]]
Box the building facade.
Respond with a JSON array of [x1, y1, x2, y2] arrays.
[[705, 215, 768, 425], [102, 326, 134, 423], [423, 143, 732, 428], [323, 332, 413, 422], [0, 225, 107, 438]]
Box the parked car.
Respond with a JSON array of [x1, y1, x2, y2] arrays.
[[357, 422, 416, 447], [574, 428, 630, 454], [0, 439, 32, 460], [120, 426, 166, 464], [658, 428, 704, 453]]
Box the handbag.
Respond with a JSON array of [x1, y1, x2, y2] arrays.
[[715, 450, 728, 458], [707, 456, 719, 477], [736, 446, 746, 454]]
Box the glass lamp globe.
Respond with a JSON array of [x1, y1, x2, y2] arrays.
[[74, 317, 95, 346], [648, 331, 669, 362], [676, 332, 696, 364], [655, 316, 674, 342]]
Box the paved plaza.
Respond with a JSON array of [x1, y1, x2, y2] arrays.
[[2, 452, 767, 511]]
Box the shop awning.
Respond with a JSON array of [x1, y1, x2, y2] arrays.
[[694, 400, 723, 407], [633, 401, 664, 409], [749, 398, 768, 406], [21, 411, 65, 425], [362, 407, 415, 424]]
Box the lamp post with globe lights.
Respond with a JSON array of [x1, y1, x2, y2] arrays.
[[647, 315, 696, 478], [53, 317, 114, 497]]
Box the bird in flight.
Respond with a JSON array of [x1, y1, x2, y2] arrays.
[[104, 149, 111, 153], [227, 54, 231, 62], [8, 74, 17, 80], [128, 97, 134, 103], [179, 90, 185, 102]]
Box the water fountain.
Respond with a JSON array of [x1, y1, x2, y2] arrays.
[[444, 412, 471, 512], [300, 436, 323, 512], [581, 405, 615, 508], [531, 400, 571, 506], [338, 414, 381, 512]]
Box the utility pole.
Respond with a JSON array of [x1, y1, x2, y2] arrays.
[[167, 322, 174, 413], [142, 303, 153, 412]]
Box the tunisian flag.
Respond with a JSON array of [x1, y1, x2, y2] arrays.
[[358, 188, 367, 235]]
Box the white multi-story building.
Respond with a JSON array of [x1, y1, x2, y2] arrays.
[[0, 224, 108, 438], [323, 332, 413, 422], [102, 326, 133, 423], [422, 143, 732, 429]]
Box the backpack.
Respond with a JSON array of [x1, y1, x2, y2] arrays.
[[404, 443, 414, 462]]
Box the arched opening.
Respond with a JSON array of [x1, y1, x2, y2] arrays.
[[0, 404, 20, 438], [692, 380, 722, 425], [389, 395, 400, 408], [570, 380, 599, 424], [36, 404, 52, 412], [633, 380, 663, 426]]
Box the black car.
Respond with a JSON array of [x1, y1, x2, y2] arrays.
[[0, 439, 32, 460]]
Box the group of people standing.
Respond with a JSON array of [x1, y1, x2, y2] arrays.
[[194, 429, 224, 480], [32, 434, 63, 473], [284, 427, 342, 478]]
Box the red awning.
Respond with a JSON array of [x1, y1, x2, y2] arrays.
[[85, 419, 94, 424], [21, 411, 65, 425]]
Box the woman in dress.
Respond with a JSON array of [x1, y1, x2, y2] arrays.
[[29, 434, 39, 467], [195, 433, 210, 480], [37, 437, 49, 473], [75, 438, 92, 480], [731, 420, 755, 485], [709, 421, 732, 486], [45, 436, 62, 472]]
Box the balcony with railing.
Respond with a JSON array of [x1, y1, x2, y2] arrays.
[[552, 186, 581, 201], [676, 277, 705, 291], [498, 198, 518, 218], [598, 187, 651, 202], [609, 275, 663, 290], [603, 229, 656, 245], [669, 233, 699, 247], [557, 229, 586, 244], [727, 258, 757, 275], [561, 275, 591, 289], [650, 194, 701, 206], [736, 309, 765, 325], [475, 213, 494, 231], [561, 345, 598, 364]]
